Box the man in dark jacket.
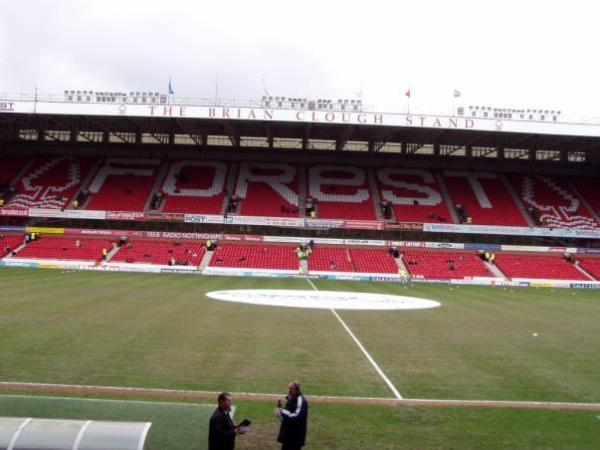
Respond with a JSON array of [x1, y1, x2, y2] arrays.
[[276, 381, 308, 450], [209, 392, 245, 450]]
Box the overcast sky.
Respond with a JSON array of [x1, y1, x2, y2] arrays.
[[1, 0, 599, 118]]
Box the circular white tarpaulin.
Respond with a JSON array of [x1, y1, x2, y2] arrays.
[[0, 417, 152, 450], [206, 289, 441, 310]]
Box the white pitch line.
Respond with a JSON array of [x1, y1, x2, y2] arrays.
[[0, 393, 212, 408], [2, 383, 600, 411], [305, 279, 403, 399]]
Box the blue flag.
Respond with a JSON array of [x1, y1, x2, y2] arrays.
[[168, 78, 174, 95]]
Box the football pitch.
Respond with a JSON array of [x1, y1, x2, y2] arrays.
[[0, 268, 599, 449]]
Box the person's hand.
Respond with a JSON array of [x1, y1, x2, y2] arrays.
[[274, 407, 283, 422], [235, 426, 247, 435]]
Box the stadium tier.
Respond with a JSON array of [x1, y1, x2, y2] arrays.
[[160, 160, 229, 214], [308, 165, 378, 220], [508, 174, 599, 229], [377, 168, 453, 223], [0, 155, 30, 187], [235, 163, 300, 217], [402, 250, 492, 279], [1, 234, 23, 257], [11, 237, 114, 262], [6, 156, 96, 209], [570, 176, 600, 218], [85, 158, 161, 212], [110, 239, 205, 266], [307, 247, 357, 272], [208, 244, 299, 270], [1, 155, 599, 231], [442, 171, 529, 226], [493, 254, 591, 281], [578, 257, 600, 279], [349, 248, 400, 274]]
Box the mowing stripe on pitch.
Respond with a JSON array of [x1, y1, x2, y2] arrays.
[[305, 278, 403, 400]]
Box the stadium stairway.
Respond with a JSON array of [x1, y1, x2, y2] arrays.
[[396, 255, 409, 274], [299, 258, 308, 274], [297, 164, 307, 217], [223, 162, 239, 214], [367, 168, 384, 221], [68, 159, 104, 210], [198, 250, 214, 270], [500, 174, 535, 226], [485, 261, 506, 278], [434, 172, 460, 223], [144, 161, 170, 211]]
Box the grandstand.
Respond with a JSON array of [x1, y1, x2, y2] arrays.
[[0, 91, 598, 286]]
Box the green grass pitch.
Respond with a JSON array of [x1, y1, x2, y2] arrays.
[[0, 268, 599, 449]]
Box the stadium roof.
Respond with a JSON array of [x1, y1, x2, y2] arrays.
[[1, 94, 599, 166]]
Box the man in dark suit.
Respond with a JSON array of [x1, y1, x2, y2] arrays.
[[209, 392, 246, 450], [276, 381, 309, 450]]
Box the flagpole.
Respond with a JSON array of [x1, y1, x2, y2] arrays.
[[453, 89, 461, 116], [215, 76, 219, 105]]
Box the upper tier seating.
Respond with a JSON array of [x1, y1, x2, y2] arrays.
[[493, 254, 590, 280], [509, 174, 598, 229], [443, 171, 528, 226], [208, 244, 298, 270], [160, 160, 229, 214], [402, 250, 492, 279], [308, 165, 377, 220], [85, 158, 160, 212], [577, 257, 600, 280], [235, 163, 299, 217], [377, 168, 453, 223], [0, 156, 30, 187], [111, 239, 205, 265], [570, 176, 600, 218], [13, 237, 113, 261], [7, 156, 96, 209]]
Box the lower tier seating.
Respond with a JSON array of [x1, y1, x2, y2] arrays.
[[208, 244, 299, 270], [12, 237, 114, 262], [111, 240, 205, 266], [493, 254, 589, 280], [578, 257, 600, 280], [402, 250, 492, 279]]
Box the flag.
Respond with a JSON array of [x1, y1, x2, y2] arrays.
[[405, 88, 411, 98], [168, 78, 174, 95], [454, 89, 461, 98]]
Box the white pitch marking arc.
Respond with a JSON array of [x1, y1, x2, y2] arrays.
[[205, 288, 441, 311]]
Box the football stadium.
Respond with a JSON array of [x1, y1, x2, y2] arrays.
[[0, 89, 599, 449]]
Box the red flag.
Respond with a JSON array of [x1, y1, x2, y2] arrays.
[[405, 88, 411, 98]]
